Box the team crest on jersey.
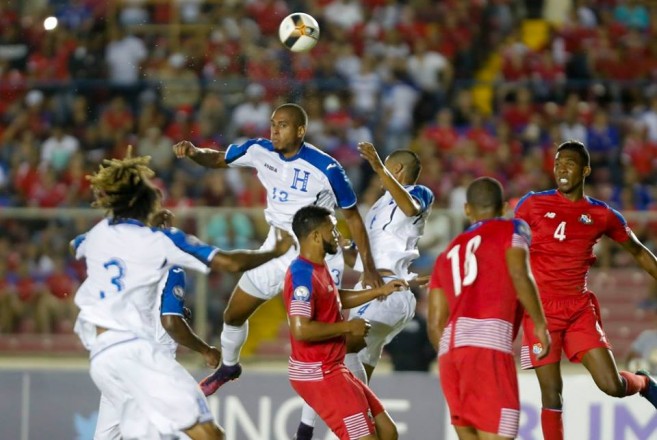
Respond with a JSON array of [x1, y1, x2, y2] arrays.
[[173, 285, 184, 300], [579, 214, 593, 225], [532, 343, 543, 355], [293, 286, 310, 301]]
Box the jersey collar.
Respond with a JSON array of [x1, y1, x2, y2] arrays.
[[109, 218, 146, 227]]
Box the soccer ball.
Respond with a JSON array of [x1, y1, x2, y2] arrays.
[[278, 13, 320, 52]]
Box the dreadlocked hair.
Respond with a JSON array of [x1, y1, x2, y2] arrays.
[[87, 146, 159, 222]]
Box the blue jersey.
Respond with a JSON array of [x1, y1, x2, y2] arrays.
[[225, 139, 357, 231]]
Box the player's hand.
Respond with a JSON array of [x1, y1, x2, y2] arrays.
[[534, 324, 551, 360], [173, 140, 198, 159], [347, 318, 371, 338], [377, 279, 408, 299], [272, 228, 295, 256], [150, 209, 174, 228], [203, 346, 222, 369], [361, 269, 384, 289], [357, 142, 384, 172]]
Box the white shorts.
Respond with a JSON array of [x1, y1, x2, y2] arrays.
[[238, 227, 344, 300], [89, 331, 213, 439], [348, 277, 416, 367]]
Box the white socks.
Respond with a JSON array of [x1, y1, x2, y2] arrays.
[[345, 353, 368, 384], [300, 402, 318, 427], [220, 322, 248, 366]]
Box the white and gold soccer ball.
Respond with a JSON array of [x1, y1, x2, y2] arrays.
[[278, 13, 320, 52]]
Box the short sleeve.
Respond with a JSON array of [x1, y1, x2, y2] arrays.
[[224, 138, 264, 168], [158, 228, 219, 274], [409, 185, 435, 214], [288, 263, 314, 318], [326, 162, 357, 209], [70, 234, 87, 260], [605, 207, 631, 244], [511, 219, 531, 250], [160, 266, 186, 316]]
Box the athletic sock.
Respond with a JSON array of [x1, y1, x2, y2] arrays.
[[541, 408, 563, 440], [220, 322, 248, 366], [295, 421, 314, 440], [300, 403, 317, 428], [345, 353, 368, 384], [620, 370, 649, 396]]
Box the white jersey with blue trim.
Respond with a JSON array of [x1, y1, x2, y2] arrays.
[[225, 138, 357, 231], [71, 218, 218, 350], [355, 184, 434, 279]]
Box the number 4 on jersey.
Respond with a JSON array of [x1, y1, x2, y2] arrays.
[[446, 235, 481, 296], [553, 221, 566, 242]]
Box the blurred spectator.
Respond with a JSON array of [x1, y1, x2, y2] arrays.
[[229, 83, 271, 139], [137, 126, 174, 178], [625, 309, 657, 373], [40, 124, 80, 172], [154, 53, 201, 113], [380, 67, 419, 155], [105, 26, 147, 86]]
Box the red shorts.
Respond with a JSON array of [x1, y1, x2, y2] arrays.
[[521, 292, 610, 369], [290, 366, 384, 440], [439, 347, 519, 438]]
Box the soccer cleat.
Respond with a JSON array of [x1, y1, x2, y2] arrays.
[[199, 363, 242, 396], [636, 370, 657, 409]]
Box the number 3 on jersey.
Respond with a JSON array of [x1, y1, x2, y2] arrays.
[[446, 235, 481, 296], [553, 221, 566, 242]]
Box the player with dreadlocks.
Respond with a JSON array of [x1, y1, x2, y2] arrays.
[[71, 147, 293, 440]]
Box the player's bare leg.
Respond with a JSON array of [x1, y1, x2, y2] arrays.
[[183, 421, 224, 440], [199, 287, 267, 396], [582, 347, 654, 406], [534, 362, 564, 440], [453, 426, 478, 440], [581, 347, 626, 396], [372, 410, 398, 440]]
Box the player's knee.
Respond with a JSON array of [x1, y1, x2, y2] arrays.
[[598, 377, 626, 398], [186, 422, 224, 440]]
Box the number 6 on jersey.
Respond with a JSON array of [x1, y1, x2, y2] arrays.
[[446, 235, 481, 296]]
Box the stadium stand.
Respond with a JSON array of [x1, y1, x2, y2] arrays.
[[0, 0, 656, 368]]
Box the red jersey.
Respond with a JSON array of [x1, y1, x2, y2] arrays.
[[429, 218, 530, 355], [514, 190, 631, 297], [283, 257, 345, 381]]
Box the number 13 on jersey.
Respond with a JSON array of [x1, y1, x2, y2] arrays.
[[446, 235, 481, 296]]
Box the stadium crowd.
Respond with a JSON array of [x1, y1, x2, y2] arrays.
[[0, 0, 656, 337]]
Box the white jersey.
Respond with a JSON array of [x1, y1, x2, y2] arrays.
[[71, 218, 218, 350], [225, 138, 357, 231], [355, 184, 434, 279]]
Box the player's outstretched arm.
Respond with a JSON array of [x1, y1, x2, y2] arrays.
[[339, 279, 408, 309], [161, 315, 221, 368], [506, 246, 550, 359], [210, 229, 294, 273], [342, 206, 383, 288], [358, 142, 422, 217], [289, 315, 371, 342], [620, 232, 657, 281], [173, 140, 228, 169], [427, 287, 449, 351]]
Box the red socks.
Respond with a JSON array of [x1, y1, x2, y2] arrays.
[[620, 370, 649, 396], [541, 408, 564, 440]]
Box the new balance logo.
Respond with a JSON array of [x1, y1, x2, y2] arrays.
[[544, 212, 556, 218]]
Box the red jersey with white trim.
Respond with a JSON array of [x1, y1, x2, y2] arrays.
[[429, 218, 530, 355], [283, 256, 345, 381], [514, 190, 631, 297]]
